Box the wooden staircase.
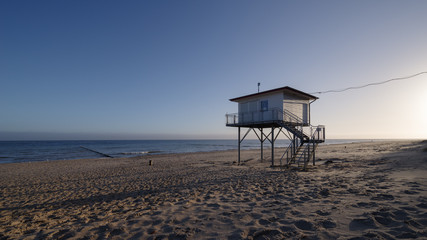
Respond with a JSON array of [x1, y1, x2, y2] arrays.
[[277, 113, 325, 170]]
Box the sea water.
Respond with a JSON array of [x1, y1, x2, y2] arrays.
[[0, 139, 373, 164]]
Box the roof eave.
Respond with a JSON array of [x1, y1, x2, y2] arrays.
[[229, 86, 318, 102]]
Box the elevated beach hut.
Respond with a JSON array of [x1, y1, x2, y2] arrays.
[[226, 86, 325, 169]]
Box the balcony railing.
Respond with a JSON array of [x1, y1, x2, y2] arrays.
[[226, 109, 283, 126], [226, 108, 306, 126], [302, 125, 325, 142]]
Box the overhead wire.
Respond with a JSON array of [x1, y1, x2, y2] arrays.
[[310, 71, 427, 95]]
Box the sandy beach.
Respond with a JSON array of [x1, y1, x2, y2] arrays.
[[0, 140, 426, 239]]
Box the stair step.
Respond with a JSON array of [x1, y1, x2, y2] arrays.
[[277, 121, 324, 170]]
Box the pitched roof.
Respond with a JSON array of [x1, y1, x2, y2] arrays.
[[229, 86, 318, 102]]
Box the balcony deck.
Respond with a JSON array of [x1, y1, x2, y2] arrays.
[[226, 119, 307, 128], [226, 110, 325, 144]]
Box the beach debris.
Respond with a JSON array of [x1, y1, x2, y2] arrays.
[[324, 158, 345, 164]]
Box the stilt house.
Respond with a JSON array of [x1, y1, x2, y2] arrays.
[[226, 86, 325, 169]]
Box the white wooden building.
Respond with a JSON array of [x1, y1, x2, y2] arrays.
[[227, 86, 316, 126], [226, 86, 325, 169]]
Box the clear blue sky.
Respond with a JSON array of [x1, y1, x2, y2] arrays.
[[1, 0, 426, 140]]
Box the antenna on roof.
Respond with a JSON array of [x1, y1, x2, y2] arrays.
[[258, 82, 260, 93]]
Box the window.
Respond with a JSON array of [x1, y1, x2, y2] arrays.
[[261, 100, 268, 111]]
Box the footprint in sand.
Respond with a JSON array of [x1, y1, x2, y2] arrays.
[[391, 209, 409, 220], [315, 210, 331, 216], [108, 227, 124, 237], [405, 219, 424, 229], [294, 219, 315, 231], [416, 202, 427, 209], [388, 226, 418, 239], [354, 201, 379, 208], [250, 229, 286, 240], [289, 210, 302, 216], [50, 229, 74, 239], [404, 189, 419, 194], [371, 193, 394, 201], [317, 219, 337, 229], [372, 214, 397, 226], [257, 218, 270, 226], [161, 225, 173, 233], [349, 216, 378, 231], [206, 203, 220, 209]]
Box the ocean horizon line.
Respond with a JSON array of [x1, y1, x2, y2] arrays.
[[0, 139, 423, 164], [0, 137, 423, 142]]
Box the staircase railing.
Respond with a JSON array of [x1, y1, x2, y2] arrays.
[[307, 125, 325, 142], [294, 125, 325, 169], [283, 109, 304, 125], [295, 141, 316, 169], [277, 121, 325, 169], [279, 142, 295, 166]]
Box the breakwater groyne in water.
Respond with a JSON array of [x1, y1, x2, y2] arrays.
[[79, 146, 114, 158]]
